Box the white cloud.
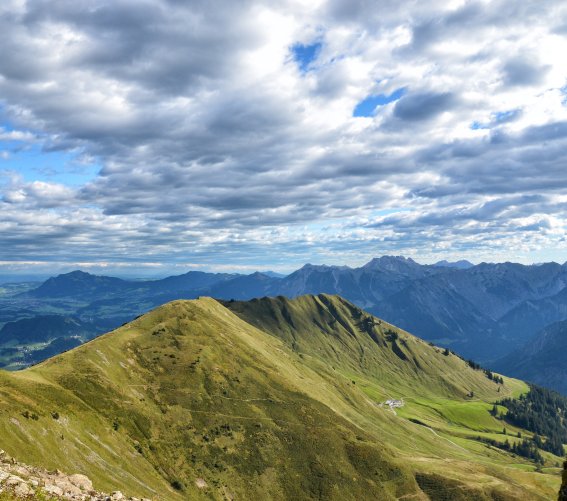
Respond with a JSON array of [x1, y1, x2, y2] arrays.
[[1, 0, 567, 270]]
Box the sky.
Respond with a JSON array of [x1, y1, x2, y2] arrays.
[[1, 0, 567, 276]]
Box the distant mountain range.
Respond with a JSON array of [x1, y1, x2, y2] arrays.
[[497, 320, 567, 395], [434, 259, 474, 269], [2, 255, 567, 393]]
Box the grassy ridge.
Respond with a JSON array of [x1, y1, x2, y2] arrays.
[[225, 295, 560, 498], [0, 295, 562, 499], [0, 298, 417, 499]]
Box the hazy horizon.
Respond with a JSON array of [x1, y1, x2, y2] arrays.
[[2, 254, 567, 282]]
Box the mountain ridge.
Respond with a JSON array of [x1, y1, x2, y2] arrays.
[[0, 294, 560, 499], [5, 255, 567, 377], [497, 320, 567, 395], [434, 259, 474, 269]]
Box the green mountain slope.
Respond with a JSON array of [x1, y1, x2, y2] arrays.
[[0, 295, 562, 500]]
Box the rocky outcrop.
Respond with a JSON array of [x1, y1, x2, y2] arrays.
[[0, 450, 149, 500], [559, 461, 567, 501]]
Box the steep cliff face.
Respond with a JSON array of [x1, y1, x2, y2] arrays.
[[559, 461, 567, 501]]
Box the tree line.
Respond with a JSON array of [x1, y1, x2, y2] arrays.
[[497, 384, 567, 457], [476, 435, 544, 464]]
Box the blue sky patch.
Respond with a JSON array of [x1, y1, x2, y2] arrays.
[[353, 88, 406, 117], [470, 121, 489, 130], [0, 144, 100, 186], [291, 42, 322, 73], [0, 120, 99, 186], [470, 109, 522, 130], [492, 109, 522, 124]]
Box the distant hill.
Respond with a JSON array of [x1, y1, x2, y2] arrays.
[[26, 270, 238, 299], [497, 320, 567, 395], [495, 286, 567, 345], [434, 259, 474, 269], [269, 259, 567, 362], [272, 258, 442, 307], [28, 270, 129, 299], [145, 271, 238, 294], [0, 295, 560, 499], [0, 315, 102, 369], [369, 275, 499, 359], [6, 256, 567, 372], [209, 272, 279, 299], [0, 315, 99, 344], [259, 270, 286, 278]]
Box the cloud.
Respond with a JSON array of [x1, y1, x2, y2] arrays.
[[502, 57, 550, 87], [1, 0, 567, 271], [393, 92, 457, 122]]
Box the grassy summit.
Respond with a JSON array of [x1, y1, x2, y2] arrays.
[[0, 295, 562, 499]]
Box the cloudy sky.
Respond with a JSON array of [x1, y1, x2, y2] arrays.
[[1, 0, 567, 276]]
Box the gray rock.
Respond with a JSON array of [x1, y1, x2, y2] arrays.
[[14, 482, 33, 497], [5, 475, 25, 486], [44, 483, 65, 496], [69, 473, 94, 491]]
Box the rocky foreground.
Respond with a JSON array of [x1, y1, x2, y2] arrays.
[[0, 450, 149, 500]]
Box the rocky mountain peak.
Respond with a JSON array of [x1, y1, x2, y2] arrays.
[[362, 255, 420, 273]]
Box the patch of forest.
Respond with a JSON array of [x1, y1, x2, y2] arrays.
[[497, 385, 567, 457]]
